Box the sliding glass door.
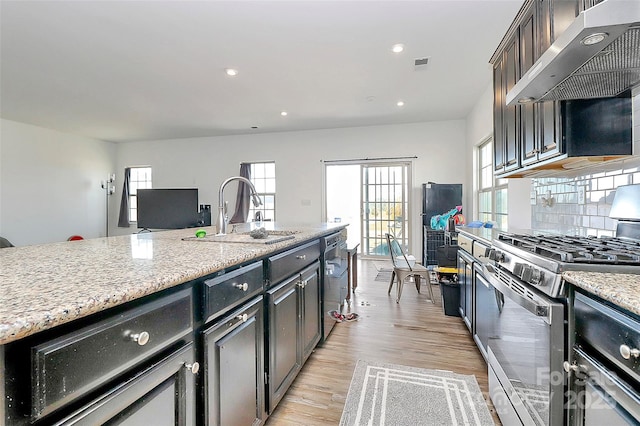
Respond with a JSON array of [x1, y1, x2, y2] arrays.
[[325, 162, 411, 258]]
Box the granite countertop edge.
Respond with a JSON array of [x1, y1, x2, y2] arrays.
[[563, 271, 640, 317], [0, 223, 345, 345]]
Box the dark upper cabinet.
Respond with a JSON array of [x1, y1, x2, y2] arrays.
[[519, 8, 537, 167], [493, 58, 505, 174], [491, 0, 632, 178], [493, 31, 520, 175], [503, 36, 520, 173]]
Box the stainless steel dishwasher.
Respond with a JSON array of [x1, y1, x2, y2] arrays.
[[321, 232, 348, 341]]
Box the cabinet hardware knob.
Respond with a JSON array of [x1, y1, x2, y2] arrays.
[[620, 344, 640, 360], [297, 281, 305, 288], [129, 331, 150, 346], [184, 362, 200, 375], [233, 282, 249, 291], [296, 255, 306, 260], [237, 313, 248, 323]]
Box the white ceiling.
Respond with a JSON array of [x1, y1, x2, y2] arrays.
[[0, 1, 522, 143]]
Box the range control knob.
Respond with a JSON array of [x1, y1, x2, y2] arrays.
[[513, 263, 525, 277], [488, 249, 505, 263]]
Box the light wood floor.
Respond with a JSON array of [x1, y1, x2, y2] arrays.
[[266, 259, 500, 425]]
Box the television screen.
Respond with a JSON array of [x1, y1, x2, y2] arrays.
[[137, 188, 199, 229]]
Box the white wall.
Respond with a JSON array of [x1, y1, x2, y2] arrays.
[[114, 121, 467, 255], [0, 119, 117, 246], [464, 82, 532, 229]]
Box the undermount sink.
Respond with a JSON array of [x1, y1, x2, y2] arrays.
[[239, 229, 300, 236], [184, 229, 300, 245]]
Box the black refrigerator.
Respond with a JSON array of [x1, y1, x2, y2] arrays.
[[422, 183, 462, 265]]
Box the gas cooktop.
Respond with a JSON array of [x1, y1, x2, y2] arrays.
[[496, 234, 640, 266]]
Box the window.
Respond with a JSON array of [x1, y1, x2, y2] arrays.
[[128, 167, 152, 223], [477, 139, 507, 229], [248, 162, 276, 221]]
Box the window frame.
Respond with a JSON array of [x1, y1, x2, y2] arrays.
[[248, 162, 276, 221], [476, 138, 508, 229], [128, 166, 152, 224]]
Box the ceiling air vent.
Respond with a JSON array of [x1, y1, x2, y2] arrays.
[[414, 57, 430, 71]]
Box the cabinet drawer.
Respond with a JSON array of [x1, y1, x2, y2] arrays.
[[472, 241, 490, 263], [457, 233, 473, 254], [268, 240, 320, 284], [32, 288, 193, 420], [203, 261, 264, 323], [574, 292, 640, 381]]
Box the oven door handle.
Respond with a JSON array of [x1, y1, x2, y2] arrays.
[[482, 263, 553, 322]]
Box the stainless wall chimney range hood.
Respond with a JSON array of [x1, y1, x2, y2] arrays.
[[506, 0, 640, 106]]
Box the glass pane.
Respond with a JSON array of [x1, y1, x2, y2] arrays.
[[265, 162, 275, 177], [254, 179, 266, 193], [265, 180, 276, 193], [496, 188, 508, 214], [479, 192, 491, 212]]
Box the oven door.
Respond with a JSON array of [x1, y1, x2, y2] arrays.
[[483, 264, 565, 426]]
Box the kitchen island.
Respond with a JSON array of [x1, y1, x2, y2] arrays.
[[0, 222, 345, 425]]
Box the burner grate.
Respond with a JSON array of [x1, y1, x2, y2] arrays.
[[497, 233, 640, 266]]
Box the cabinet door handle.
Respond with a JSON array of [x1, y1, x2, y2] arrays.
[[236, 313, 248, 323], [233, 282, 249, 291], [297, 281, 305, 288], [296, 255, 306, 260], [128, 331, 150, 346], [620, 344, 640, 359], [184, 362, 200, 375]]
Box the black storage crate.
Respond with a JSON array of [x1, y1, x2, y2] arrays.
[[423, 228, 444, 266]]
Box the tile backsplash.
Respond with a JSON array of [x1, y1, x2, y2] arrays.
[[531, 89, 640, 237], [532, 157, 640, 236]]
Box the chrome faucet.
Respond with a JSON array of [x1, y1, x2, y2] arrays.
[[217, 176, 262, 235]]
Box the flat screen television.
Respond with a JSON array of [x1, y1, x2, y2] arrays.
[[137, 188, 199, 229]]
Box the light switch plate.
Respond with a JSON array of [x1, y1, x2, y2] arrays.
[[578, 186, 586, 204], [530, 190, 537, 205]]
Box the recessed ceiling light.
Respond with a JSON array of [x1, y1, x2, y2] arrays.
[[581, 32, 608, 46], [391, 44, 405, 53], [397, 101, 405, 107], [225, 68, 238, 76], [281, 111, 288, 116]]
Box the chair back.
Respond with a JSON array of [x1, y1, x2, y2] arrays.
[[385, 233, 413, 271]]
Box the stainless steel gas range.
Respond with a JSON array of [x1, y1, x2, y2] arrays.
[[481, 184, 640, 426]]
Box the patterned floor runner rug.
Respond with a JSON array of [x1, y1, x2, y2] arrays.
[[340, 360, 495, 426]]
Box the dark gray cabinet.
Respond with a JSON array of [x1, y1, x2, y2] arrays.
[[491, 0, 631, 178], [202, 296, 265, 426], [2, 235, 328, 426], [267, 261, 321, 413], [493, 32, 520, 175], [2, 287, 196, 426], [56, 342, 197, 425]]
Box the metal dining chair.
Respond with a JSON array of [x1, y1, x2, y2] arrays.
[[385, 233, 435, 304]]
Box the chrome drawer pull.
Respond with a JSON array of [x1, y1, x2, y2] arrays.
[[236, 313, 248, 323], [128, 331, 150, 346], [184, 362, 200, 374], [296, 254, 306, 260], [620, 344, 640, 360], [233, 282, 249, 291], [297, 281, 305, 288]]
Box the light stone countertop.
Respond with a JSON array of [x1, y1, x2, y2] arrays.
[[0, 223, 345, 345], [563, 271, 640, 317]]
